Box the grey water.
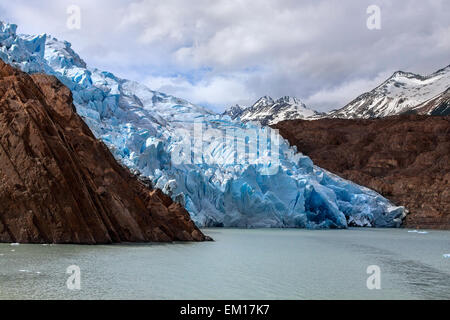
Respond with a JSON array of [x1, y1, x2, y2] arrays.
[[0, 228, 449, 300]]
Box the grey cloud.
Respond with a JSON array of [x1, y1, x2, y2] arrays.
[[1, 0, 449, 111]]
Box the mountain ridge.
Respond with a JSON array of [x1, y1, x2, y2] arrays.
[[224, 64, 450, 124], [329, 65, 450, 119], [224, 95, 322, 125]]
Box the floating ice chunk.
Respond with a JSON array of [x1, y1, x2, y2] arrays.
[[10, 243, 20, 246], [408, 230, 428, 234], [443, 254, 450, 258]]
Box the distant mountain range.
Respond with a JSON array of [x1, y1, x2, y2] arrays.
[[224, 65, 450, 124], [329, 65, 450, 119], [223, 96, 322, 125]]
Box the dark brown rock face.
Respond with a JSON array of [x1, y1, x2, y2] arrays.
[[0, 60, 210, 243], [273, 115, 450, 229]]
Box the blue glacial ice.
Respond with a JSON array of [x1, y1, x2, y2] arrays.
[[0, 21, 406, 228]]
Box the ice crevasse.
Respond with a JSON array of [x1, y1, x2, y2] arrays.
[[0, 22, 406, 228]]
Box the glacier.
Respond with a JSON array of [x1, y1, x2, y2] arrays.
[[0, 21, 406, 228]]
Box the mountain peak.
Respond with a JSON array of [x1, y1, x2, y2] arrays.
[[275, 96, 306, 108], [330, 63, 450, 119], [225, 95, 319, 125], [390, 70, 421, 80], [275, 96, 304, 106], [253, 95, 275, 108], [223, 103, 247, 118]]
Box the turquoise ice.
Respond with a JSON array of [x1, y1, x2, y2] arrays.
[[0, 22, 405, 228]]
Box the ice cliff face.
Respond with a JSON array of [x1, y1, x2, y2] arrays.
[[224, 96, 321, 125], [0, 21, 405, 228]]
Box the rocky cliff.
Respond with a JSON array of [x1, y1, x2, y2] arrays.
[[0, 60, 209, 243], [273, 115, 450, 229]]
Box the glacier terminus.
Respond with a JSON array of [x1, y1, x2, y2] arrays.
[[0, 21, 406, 229]]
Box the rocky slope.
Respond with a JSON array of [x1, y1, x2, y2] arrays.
[[329, 65, 450, 119], [273, 115, 450, 229], [0, 60, 209, 243], [412, 87, 450, 116], [224, 96, 321, 125]]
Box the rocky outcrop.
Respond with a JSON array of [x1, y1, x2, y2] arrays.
[[273, 115, 450, 229], [0, 60, 210, 243]]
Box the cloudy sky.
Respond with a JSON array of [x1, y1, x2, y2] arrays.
[[1, 0, 449, 112]]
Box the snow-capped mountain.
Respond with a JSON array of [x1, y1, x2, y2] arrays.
[[329, 65, 450, 119], [223, 104, 248, 119], [0, 21, 405, 228], [224, 96, 321, 125]]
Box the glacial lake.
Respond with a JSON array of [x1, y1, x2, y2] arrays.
[[0, 228, 449, 300]]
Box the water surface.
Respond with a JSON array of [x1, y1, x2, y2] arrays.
[[0, 228, 449, 299]]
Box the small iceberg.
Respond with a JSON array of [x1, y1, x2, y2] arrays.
[[443, 254, 450, 258], [10, 243, 20, 246], [407, 230, 428, 234]]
